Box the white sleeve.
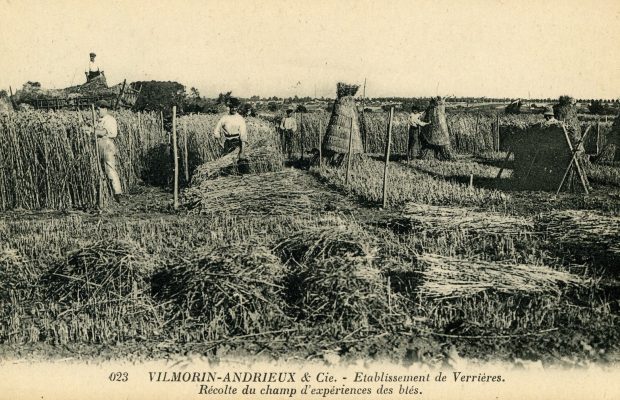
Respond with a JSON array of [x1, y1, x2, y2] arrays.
[[214, 118, 222, 139]]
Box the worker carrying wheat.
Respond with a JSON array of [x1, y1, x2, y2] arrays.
[[93, 100, 125, 203], [87, 52, 101, 81], [213, 97, 247, 159], [279, 109, 297, 159], [407, 105, 430, 160]]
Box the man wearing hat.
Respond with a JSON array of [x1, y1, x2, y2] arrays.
[[213, 97, 247, 159], [543, 107, 557, 123], [87, 52, 101, 81], [279, 109, 297, 159], [94, 100, 124, 202]]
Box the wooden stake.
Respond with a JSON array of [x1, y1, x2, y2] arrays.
[[496, 114, 501, 151], [172, 106, 179, 209], [557, 124, 590, 195], [362, 78, 367, 153], [469, 174, 473, 187], [345, 116, 354, 184], [382, 107, 394, 208], [596, 120, 601, 155], [300, 113, 305, 161], [91, 105, 104, 208], [318, 117, 323, 168], [183, 118, 189, 183]]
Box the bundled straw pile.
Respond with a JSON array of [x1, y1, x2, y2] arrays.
[[0, 248, 41, 343], [182, 115, 283, 182], [156, 243, 289, 341], [420, 97, 452, 160], [276, 216, 402, 335], [417, 254, 583, 299], [186, 169, 354, 216], [322, 82, 364, 158], [44, 240, 161, 344], [0, 109, 165, 210], [538, 210, 620, 271], [401, 203, 534, 236]]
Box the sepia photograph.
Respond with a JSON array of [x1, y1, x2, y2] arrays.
[[1, 0, 619, 398]]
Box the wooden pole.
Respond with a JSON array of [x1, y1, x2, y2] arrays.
[[91, 105, 104, 208], [172, 106, 179, 209], [496, 114, 500, 151], [596, 120, 601, 155], [183, 118, 189, 183], [361, 78, 367, 153], [382, 107, 394, 208], [345, 116, 354, 184], [300, 113, 305, 161], [319, 117, 324, 167]]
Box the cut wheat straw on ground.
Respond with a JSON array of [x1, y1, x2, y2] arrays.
[[417, 254, 584, 299], [402, 203, 534, 235]]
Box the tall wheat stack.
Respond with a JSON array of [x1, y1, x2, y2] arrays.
[[294, 111, 547, 156], [0, 109, 164, 210]]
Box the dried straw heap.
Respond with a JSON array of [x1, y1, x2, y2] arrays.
[[400, 203, 534, 236], [154, 243, 290, 341], [537, 210, 620, 272], [417, 254, 584, 299], [420, 97, 452, 160], [322, 82, 364, 162], [0, 247, 42, 344], [43, 239, 162, 344], [275, 216, 405, 336], [186, 116, 283, 183]]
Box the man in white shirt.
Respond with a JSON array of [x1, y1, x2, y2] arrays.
[[407, 105, 429, 160], [94, 100, 124, 202], [279, 109, 297, 159], [213, 98, 247, 159], [87, 52, 101, 81]]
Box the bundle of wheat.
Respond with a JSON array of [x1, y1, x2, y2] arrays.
[[181, 115, 283, 181], [400, 203, 534, 236], [187, 169, 355, 217], [0, 110, 165, 210], [155, 242, 290, 341], [417, 254, 583, 299], [0, 247, 42, 344], [190, 139, 283, 182], [275, 216, 404, 335], [43, 239, 162, 344], [323, 82, 364, 158], [537, 210, 620, 272]]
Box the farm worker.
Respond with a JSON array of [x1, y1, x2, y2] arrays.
[[279, 109, 297, 159], [213, 97, 247, 159], [94, 100, 124, 202], [543, 107, 557, 123], [87, 52, 101, 81], [407, 105, 430, 160]]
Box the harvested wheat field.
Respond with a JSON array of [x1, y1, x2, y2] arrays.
[[2, 107, 620, 368]]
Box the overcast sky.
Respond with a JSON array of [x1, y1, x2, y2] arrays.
[[1, 0, 619, 99]]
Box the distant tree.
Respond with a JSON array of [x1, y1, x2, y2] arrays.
[[267, 102, 278, 112], [130, 81, 186, 115], [216, 91, 233, 105], [295, 104, 308, 113], [0, 90, 7, 98]]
